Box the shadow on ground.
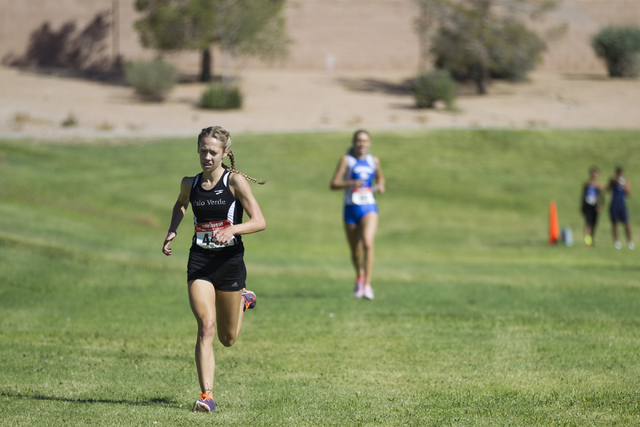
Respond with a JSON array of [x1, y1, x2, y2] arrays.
[[335, 77, 414, 96], [1, 389, 180, 408]]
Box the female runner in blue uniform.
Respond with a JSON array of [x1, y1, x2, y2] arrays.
[[162, 126, 266, 412], [330, 130, 385, 299], [608, 167, 633, 249]]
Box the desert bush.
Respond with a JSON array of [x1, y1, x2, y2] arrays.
[[488, 21, 547, 82], [592, 26, 640, 77], [199, 84, 243, 110], [124, 59, 177, 102], [61, 112, 78, 127], [432, 20, 545, 84], [412, 69, 457, 109]]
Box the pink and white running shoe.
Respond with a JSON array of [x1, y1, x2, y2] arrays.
[[363, 284, 374, 300], [353, 273, 365, 298]]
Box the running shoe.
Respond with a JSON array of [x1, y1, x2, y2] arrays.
[[242, 289, 256, 312], [354, 273, 365, 298], [193, 392, 216, 412], [354, 282, 364, 298], [363, 284, 374, 300], [614, 241, 622, 250], [584, 235, 593, 247], [629, 242, 635, 250]]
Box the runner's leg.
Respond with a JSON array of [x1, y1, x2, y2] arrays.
[[624, 222, 632, 244], [344, 221, 364, 279], [215, 289, 244, 346], [188, 279, 217, 396], [360, 213, 379, 285]]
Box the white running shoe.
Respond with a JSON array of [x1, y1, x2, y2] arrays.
[[628, 242, 635, 250], [363, 284, 374, 300], [614, 241, 622, 250]]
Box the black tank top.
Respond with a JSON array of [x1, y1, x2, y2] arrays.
[[189, 171, 244, 256]]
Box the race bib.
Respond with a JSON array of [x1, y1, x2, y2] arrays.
[[585, 188, 597, 206], [195, 220, 235, 249], [351, 187, 375, 205]]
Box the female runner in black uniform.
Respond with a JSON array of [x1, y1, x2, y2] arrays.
[[581, 166, 604, 247], [162, 126, 266, 412]]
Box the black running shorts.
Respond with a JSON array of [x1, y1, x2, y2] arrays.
[[187, 251, 246, 292], [582, 204, 598, 227]]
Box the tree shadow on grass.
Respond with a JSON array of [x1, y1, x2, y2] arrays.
[[1, 389, 181, 408]]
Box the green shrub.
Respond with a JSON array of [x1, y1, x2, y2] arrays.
[[412, 69, 457, 110], [432, 20, 545, 83], [488, 21, 547, 82], [592, 26, 640, 77], [124, 59, 177, 102], [199, 84, 243, 110]]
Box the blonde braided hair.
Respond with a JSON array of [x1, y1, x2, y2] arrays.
[[197, 126, 267, 185]]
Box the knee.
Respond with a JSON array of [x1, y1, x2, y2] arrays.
[[198, 319, 216, 341], [362, 240, 374, 252], [218, 332, 237, 347]]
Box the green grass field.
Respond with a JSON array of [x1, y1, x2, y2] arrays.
[[1, 130, 639, 426]]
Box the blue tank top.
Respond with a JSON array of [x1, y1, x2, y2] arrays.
[[584, 185, 599, 206], [343, 153, 377, 207], [611, 180, 626, 204]]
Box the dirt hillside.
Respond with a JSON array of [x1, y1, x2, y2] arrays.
[[1, 66, 639, 140]]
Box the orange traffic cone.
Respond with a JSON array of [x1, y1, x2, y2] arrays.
[[549, 200, 560, 244]]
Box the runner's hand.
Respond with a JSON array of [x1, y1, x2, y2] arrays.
[[212, 229, 233, 246], [163, 231, 177, 256]]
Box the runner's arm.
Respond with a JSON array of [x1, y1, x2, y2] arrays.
[[374, 156, 385, 194], [624, 180, 631, 197], [162, 177, 193, 256], [330, 155, 362, 190], [597, 184, 605, 210], [212, 173, 266, 245]]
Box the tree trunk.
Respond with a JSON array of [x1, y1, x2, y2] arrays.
[[475, 61, 488, 95], [200, 48, 212, 82], [221, 46, 232, 90], [475, 1, 490, 95]]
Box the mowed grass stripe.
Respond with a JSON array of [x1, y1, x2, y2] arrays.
[[1, 130, 639, 426]]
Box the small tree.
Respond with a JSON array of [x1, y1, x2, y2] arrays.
[[592, 26, 640, 78], [134, 0, 290, 83], [135, 0, 218, 82], [414, 0, 450, 72], [415, 0, 562, 94], [214, 0, 291, 88]]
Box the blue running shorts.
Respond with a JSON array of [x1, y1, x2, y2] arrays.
[[610, 202, 628, 224], [343, 204, 378, 225]]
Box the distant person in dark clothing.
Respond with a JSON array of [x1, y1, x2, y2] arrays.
[[581, 166, 604, 247], [608, 167, 633, 249]]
